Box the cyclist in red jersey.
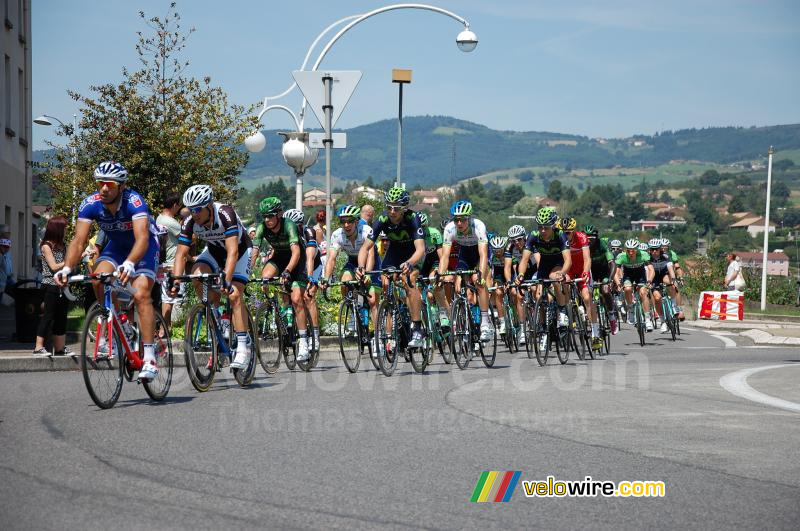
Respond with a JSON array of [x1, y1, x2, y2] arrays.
[[558, 216, 602, 351]]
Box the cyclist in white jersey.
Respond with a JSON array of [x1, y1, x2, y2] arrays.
[[437, 200, 493, 342]]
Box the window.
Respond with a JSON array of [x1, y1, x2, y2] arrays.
[[4, 55, 12, 137], [17, 0, 24, 42], [18, 67, 25, 141], [4, 0, 11, 29]]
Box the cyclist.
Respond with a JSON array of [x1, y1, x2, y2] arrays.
[[54, 162, 161, 380], [517, 207, 572, 347], [489, 235, 509, 336], [505, 224, 533, 346], [660, 238, 685, 320], [416, 212, 449, 327], [609, 239, 623, 259], [357, 187, 427, 347], [319, 204, 379, 333], [558, 217, 602, 351], [169, 185, 253, 368], [250, 197, 311, 362], [284, 208, 321, 349], [615, 238, 655, 332], [438, 200, 494, 342], [647, 238, 678, 333], [585, 225, 618, 335]]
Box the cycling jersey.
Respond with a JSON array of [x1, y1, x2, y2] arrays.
[[179, 203, 252, 265], [566, 231, 590, 276], [253, 217, 304, 267], [420, 227, 443, 276], [443, 218, 488, 269], [77, 188, 160, 279], [616, 250, 651, 284], [666, 249, 679, 264], [524, 230, 569, 276], [649, 251, 672, 284], [368, 211, 424, 268], [301, 225, 322, 273], [589, 238, 614, 282], [330, 220, 373, 269]]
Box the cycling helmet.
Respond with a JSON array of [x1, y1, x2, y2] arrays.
[[450, 200, 473, 217], [440, 217, 451, 230], [558, 216, 577, 231], [584, 224, 598, 237], [283, 208, 305, 224], [336, 204, 361, 219], [94, 161, 128, 183], [507, 224, 527, 239], [661, 238, 671, 247], [416, 212, 429, 227], [490, 235, 508, 250], [624, 238, 640, 250], [183, 184, 213, 208], [259, 196, 283, 216], [638, 242, 649, 252], [536, 207, 558, 226], [610, 239, 622, 248], [384, 186, 410, 206], [648, 238, 662, 249]]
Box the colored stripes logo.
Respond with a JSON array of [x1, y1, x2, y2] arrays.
[[470, 471, 521, 502]]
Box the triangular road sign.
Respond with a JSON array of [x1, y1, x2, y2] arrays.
[[293, 70, 362, 132]]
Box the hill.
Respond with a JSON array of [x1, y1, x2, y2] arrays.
[[240, 116, 800, 187]]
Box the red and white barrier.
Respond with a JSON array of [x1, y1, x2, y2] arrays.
[[698, 291, 744, 321]]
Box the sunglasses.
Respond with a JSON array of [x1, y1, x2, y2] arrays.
[[538, 224, 553, 230], [96, 180, 119, 189], [264, 213, 279, 219], [340, 217, 356, 224], [453, 217, 469, 223], [387, 206, 404, 212], [189, 205, 206, 214]]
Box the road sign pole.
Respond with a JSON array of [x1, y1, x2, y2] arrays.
[[323, 74, 333, 247]]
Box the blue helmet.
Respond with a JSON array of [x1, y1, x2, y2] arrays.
[[450, 200, 473, 217]]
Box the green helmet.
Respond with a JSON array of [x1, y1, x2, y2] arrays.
[[416, 212, 429, 227], [336, 204, 361, 219], [536, 207, 558, 226], [384, 186, 409, 206], [259, 196, 283, 216]]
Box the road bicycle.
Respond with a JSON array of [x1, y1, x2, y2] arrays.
[[628, 282, 650, 347], [419, 275, 451, 364], [69, 272, 173, 409], [323, 279, 373, 373], [565, 279, 591, 361], [442, 269, 497, 369], [251, 277, 318, 373], [373, 267, 432, 376], [654, 281, 678, 341], [500, 285, 521, 353], [523, 279, 566, 366], [174, 273, 258, 391], [592, 280, 614, 355]]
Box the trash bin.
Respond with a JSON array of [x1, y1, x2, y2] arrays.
[[13, 280, 43, 343]]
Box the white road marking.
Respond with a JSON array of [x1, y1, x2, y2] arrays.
[[719, 364, 800, 413], [707, 332, 737, 348]]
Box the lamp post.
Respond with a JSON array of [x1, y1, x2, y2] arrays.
[[760, 146, 774, 311], [246, 3, 478, 230], [34, 113, 78, 221], [392, 68, 412, 187]]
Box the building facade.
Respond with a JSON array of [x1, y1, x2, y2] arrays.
[[1, 0, 34, 280]]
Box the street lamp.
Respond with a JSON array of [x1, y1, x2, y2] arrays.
[[34, 113, 78, 221]]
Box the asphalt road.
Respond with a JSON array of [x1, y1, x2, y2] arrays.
[[1, 325, 798, 530]]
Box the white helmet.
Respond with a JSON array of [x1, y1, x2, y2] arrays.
[[490, 235, 508, 249], [283, 208, 305, 224], [507, 224, 527, 239], [93, 161, 128, 183], [661, 238, 671, 247], [183, 184, 213, 209], [624, 238, 639, 250], [610, 239, 622, 248], [648, 238, 662, 249], [638, 242, 649, 251]]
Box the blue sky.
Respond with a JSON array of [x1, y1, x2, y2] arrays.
[[32, 0, 800, 150]]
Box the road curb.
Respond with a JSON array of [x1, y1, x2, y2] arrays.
[[739, 329, 800, 346]]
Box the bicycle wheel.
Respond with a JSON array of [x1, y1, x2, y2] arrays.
[[436, 307, 453, 365], [524, 298, 538, 360], [481, 307, 498, 368], [530, 298, 548, 365], [183, 303, 217, 393], [142, 311, 174, 401], [577, 304, 594, 361], [231, 311, 258, 386], [282, 315, 298, 371], [451, 299, 471, 370], [559, 304, 574, 364], [635, 302, 646, 347], [376, 300, 398, 376], [410, 306, 431, 373], [664, 298, 677, 341], [597, 304, 611, 355], [297, 308, 318, 372], [80, 305, 124, 409], [339, 300, 361, 373], [255, 301, 282, 374], [424, 300, 445, 365]]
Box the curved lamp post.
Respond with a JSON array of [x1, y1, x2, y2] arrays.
[[244, 3, 478, 221], [34, 113, 79, 221]]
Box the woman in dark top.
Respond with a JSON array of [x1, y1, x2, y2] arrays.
[[34, 216, 71, 356]]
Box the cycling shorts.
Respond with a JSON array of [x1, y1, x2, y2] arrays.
[[197, 246, 253, 284], [96, 239, 158, 280]]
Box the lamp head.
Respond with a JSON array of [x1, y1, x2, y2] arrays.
[[244, 131, 267, 153], [456, 28, 478, 52], [34, 115, 54, 126]]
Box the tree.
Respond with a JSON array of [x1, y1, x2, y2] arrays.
[[773, 159, 795, 172], [548, 179, 564, 201], [659, 190, 672, 203], [43, 3, 256, 220], [699, 169, 721, 186]]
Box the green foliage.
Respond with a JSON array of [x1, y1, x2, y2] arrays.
[[41, 3, 256, 219], [743, 274, 798, 305]]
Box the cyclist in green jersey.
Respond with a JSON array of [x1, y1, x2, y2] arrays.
[[417, 212, 449, 326], [609, 239, 622, 259], [660, 238, 685, 320], [585, 225, 619, 335], [251, 197, 312, 361], [614, 238, 655, 331]]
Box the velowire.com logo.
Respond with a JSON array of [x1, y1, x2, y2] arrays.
[[469, 471, 522, 502]]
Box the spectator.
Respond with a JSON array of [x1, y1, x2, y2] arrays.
[[0, 234, 14, 306], [724, 252, 746, 292], [156, 193, 184, 327], [360, 204, 375, 225], [33, 217, 70, 356], [312, 209, 327, 267]]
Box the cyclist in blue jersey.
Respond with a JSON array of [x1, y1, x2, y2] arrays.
[[54, 162, 161, 381], [357, 187, 426, 347]]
